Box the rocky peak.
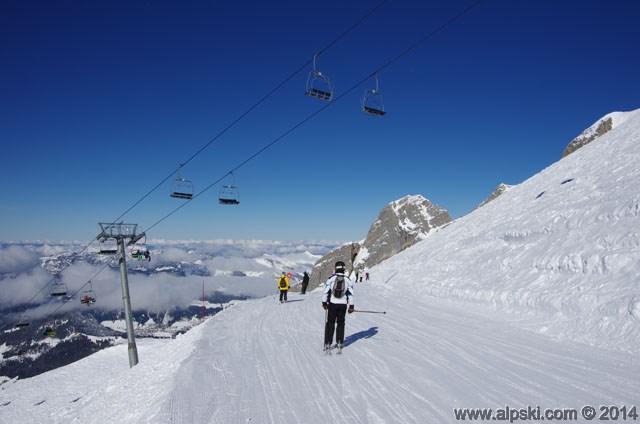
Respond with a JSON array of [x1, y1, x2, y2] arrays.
[[358, 195, 451, 268], [475, 183, 512, 210], [310, 195, 451, 287]]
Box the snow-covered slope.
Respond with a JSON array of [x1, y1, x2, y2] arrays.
[[1, 284, 639, 423], [377, 108, 640, 354]]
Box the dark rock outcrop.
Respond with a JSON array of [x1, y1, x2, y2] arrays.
[[475, 183, 512, 210], [562, 116, 613, 158]]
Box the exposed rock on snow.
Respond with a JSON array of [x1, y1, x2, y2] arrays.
[[475, 183, 512, 210], [562, 111, 634, 158]]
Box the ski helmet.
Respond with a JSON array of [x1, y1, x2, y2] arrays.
[[334, 261, 346, 274]]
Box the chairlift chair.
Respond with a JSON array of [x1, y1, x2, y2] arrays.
[[218, 173, 240, 205], [50, 281, 68, 297], [99, 238, 118, 255], [361, 73, 386, 116], [15, 314, 30, 328], [128, 233, 150, 261], [170, 164, 195, 200], [81, 282, 97, 306], [305, 53, 333, 101]]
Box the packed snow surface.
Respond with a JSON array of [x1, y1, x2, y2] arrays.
[[1, 286, 639, 423]]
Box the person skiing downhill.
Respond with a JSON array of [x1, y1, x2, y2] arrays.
[[277, 272, 290, 303], [322, 261, 354, 352]]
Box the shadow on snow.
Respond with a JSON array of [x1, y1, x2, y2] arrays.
[[344, 326, 378, 347]]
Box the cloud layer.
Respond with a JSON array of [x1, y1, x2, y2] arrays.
[[0, 240, 338, 319]]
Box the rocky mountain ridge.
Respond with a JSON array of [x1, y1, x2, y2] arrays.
[[561, 111, 632, 158], [310, 195, 452, 287], [474, 110, 636, 209]]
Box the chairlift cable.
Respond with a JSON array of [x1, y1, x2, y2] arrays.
[[372, 0, 482, 76], [6, 0, 480, 331], [317, 0, 391, 56], [47, 260, 113, 318], [109, 0, 392, 223], [0, 255, 114, 332], [142, 0, 482, 234], [6, 0, 396, 322]]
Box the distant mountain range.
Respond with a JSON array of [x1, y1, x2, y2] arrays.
[[0, 241, 332, 379]]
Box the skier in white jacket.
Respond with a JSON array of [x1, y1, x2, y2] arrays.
[[322, 260, 355, 351]]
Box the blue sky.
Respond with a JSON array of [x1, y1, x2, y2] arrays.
[[1, 0, 639, 242]]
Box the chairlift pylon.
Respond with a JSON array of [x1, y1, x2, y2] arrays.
[[361, 73, 386, 116], [170, 164, 194, 200], [305, 53, 333, 101], [219, 172, 240, 205]]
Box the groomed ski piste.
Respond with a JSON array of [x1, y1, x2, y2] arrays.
[[1, 109, 640, 423]]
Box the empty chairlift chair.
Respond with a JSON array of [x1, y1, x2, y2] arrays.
[[170, 164, 195, 200], [50, 281, 68, 298], [305, 53, 333, 101], [99, 238, 117, 255], [361, 73, 386, 116], [15, 314, 30, 328], [219, 173, 240, 205]]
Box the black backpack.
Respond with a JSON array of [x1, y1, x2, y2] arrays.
[[332, 276, 345, 298], [279, 277, 287, 288]]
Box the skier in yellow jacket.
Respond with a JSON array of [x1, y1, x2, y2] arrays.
[[277, 272, 290, 303]]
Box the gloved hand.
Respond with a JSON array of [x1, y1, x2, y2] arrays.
[[322, 303, 328, 310], [348, 306, 354, 314]]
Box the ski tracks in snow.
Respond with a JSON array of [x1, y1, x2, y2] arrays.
[[155, 284, 640, 423]]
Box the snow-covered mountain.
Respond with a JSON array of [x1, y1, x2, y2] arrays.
[[1, 109, 640, 423], [310, 195, 451, 287], [357, 194, 452, 267]]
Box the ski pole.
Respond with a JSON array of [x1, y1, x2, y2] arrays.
[[353, 309, 386, 314]]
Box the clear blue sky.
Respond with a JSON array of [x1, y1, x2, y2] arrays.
[[1, 0, 639, 242]]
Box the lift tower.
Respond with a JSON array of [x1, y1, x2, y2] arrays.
[[97, 223, 146, 368]]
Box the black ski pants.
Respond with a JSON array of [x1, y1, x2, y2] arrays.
[[279, 289, 288, 302], [324, 303, 347, 345]]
